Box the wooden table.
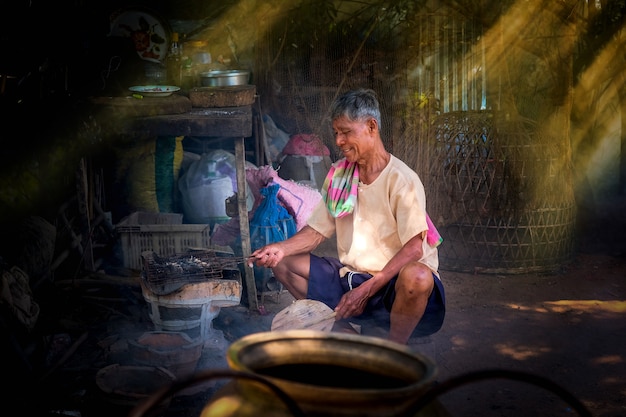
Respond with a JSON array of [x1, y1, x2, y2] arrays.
[[91, 94, 259, 310]]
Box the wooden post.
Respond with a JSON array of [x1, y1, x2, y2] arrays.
[[76, 157, 95, 272], [235, 138, 258, 310]]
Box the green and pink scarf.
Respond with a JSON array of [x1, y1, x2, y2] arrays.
[[321, 159, 359, 219]]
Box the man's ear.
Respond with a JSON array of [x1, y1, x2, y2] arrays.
[[368, 118, 378, 133]]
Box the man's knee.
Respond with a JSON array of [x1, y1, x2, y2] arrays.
[[271, 261, 289, 279], [271, 254, 300, 280], [397, 262, 433, 294]]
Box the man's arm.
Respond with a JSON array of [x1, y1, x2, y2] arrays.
[[249, 225, 327, 267], [373, 232, 425, 285]]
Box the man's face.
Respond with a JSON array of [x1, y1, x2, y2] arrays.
[[332, 116, 375, 163]]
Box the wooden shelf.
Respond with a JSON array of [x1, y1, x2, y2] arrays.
[[126, 106, 252, 137]]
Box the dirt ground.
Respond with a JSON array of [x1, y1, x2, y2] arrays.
[[213, 243, 626, 417], [415, 252, 626, 417]]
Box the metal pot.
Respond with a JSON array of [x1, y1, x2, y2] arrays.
[[202, 330, 438, 416], [200, 70, 250, 87]]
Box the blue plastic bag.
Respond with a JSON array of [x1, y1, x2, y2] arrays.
[[249, 183, 296, 251], [249, 183, 296, 291]]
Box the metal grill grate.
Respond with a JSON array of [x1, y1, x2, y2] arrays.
[[141, 250, 243, 295]]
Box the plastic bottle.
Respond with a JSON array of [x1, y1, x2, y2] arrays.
[[166, 32, 182, 86]]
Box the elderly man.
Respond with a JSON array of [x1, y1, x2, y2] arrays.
[[250, 88, 445, 344]]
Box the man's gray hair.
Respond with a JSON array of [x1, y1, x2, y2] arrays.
[[330, 88, 381, 127]]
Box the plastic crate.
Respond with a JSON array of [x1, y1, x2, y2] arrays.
[[115, 212, 211, 270]]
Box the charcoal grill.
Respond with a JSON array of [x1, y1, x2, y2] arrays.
[[141, 250, 244, 295]]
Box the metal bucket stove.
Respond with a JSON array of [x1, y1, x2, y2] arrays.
[[140, 250, 242, 348]]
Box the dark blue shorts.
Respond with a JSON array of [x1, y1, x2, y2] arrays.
[[306, 255, 446, 337]]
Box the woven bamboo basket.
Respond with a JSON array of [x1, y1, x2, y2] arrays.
[[427, 111, 576, 274]]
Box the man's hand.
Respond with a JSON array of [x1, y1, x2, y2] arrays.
[[247, 226, 326, 269], [249, 244, 285, 269], [334, 283, 371, 319]]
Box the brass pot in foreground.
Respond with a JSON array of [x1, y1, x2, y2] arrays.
[[201, 330, 441, 417]]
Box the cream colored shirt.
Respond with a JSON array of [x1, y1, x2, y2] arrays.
[[307, 155, 439, 274]]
